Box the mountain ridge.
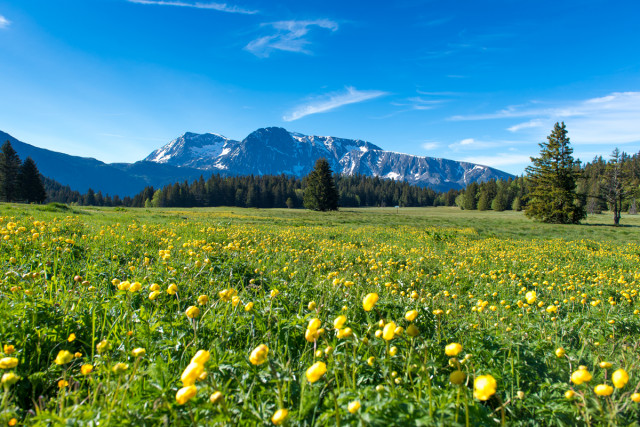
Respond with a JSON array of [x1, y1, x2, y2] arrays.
[[1, 127, 513, 196]]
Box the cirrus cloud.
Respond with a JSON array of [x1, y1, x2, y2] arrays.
[[126, 0, 258, 14], [245, 19, 338, 58], [283, 86, 388, 122], [0, 15, 10, 29]]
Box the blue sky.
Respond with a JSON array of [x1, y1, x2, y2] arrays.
[[1, 0, 639, 174]]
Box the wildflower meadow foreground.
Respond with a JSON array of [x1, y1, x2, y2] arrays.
[[1, 205, 640, 426]]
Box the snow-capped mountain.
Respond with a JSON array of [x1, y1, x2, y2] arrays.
[[144, 127, 512, 191]]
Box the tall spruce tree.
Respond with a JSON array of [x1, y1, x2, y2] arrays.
[[601, 148, 628, 226], [0, 141, 22, 202], [18, 157, 47, 203], [303, 158, 339, 211], [525, 122, 585, 224]]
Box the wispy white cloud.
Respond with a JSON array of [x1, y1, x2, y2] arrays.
[[450, 92, 640, 145], [421, 142, 440, 150], [245, 19, 338, 57], [283, 86, 387, 121], [392, 96, 445, 111], [126, 0, 258, 14], [448, 137, 516, 151], [0, 15, 10, 29]]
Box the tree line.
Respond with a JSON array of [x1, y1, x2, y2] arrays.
[[44, 169, 461, 209], [457, 123, 640, 225], [0, 141, 47, 203]]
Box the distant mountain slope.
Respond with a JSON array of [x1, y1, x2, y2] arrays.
[[1, 127, 513, 196], [145, 127, 513, 192]]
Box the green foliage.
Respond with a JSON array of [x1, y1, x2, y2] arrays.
[[303, 158, 339, 211], [525, 122, 586, 224], [0, 141, 22, 202]]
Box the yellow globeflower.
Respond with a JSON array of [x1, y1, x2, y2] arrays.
[[244, 302, 254, 312], [0, 358, 18, 369], [334, 315, 347, 329], [176, 385, 197, 405], [149, 290, 161, 300], [405, 310, 418, 321], [191, 350, 210, 365], [210, 391, 223, 404], [167, 284, 178, 295], [445, 343, 463, 357], [308, 301, 317, 310], [474, 375, 497, 401], [406, 324, 420, 337], [389, 346, 398, 356], [362, 293, 379, 311], [271, 408, 289, 425], [612, 369, 629, 389], [132, 348, 146, 357], [594, 384, 613, 396], [305, 328, 319, 342], [555, 347, 565, 358], [306, 361, 327, 383], [181, 362, 204, 386], [599, 361, 612, 369], [571, 368, 592, 385], [565, 390, 575, 399], [81, 364, 94, 375], [96, 340, 109, 354], [546, 305, 557, 313], [112, 362, 129, 374], [450, 370, 466, 385], [1, 372, 20, 387], [197, 295, 209, 305], [631, 393, 640, 403], [185, 306, 201, 319], [67, 333, 76, 342], [382, 322, 396, 340], [525, 291, 536, 304], [54, 350, 74, 365], [250, 344, 269, 365], [3, 345, 15, 355], [308, 318, 322, 331], [348, 400, 361, 413]]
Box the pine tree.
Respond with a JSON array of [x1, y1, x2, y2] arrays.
[[303, 158, 339, 211], [0, 141, 22, 202], [601, 148, 628, 226], [525, 122, 586, 224], [18, 157, 47, 203]]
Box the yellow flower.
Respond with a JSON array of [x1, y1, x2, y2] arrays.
[[167, 284, 178, 295], [348, 400, 361, 413], [96, 340, 109, 354], [270, 289, 279, 298], [525, 291, 536, 304], [336, 327, 353, 339], [3, 345, 15, 355], [599, 361, 612, 369], [250, 344, 269, 365], [210, 391, 223, 404], [149, 283, 160, 291], [305, 328, 319, 342], [571, 368, 592, 385], [1, 372, 20, 386], [631, 393, 640, 403], [382, 322, 396, 340], [334, 315, 347, 329], [474, 375, 497, 401], [232, 296, 241, 307], [8, 418, 17, 427], [362, 293, 379, 311], [367, 356, 375, 366], [308, 318, 322, 331], [129, 281, 141, 292], [176, 385, 197, 405], [132, 348, 146, 357], [112, 362, 129, 374], [546, 305, 557, 313], [54, 350, 74, 365], [58, 379, 69, 388], [244, 302, 254, 312], [406, 324, 420, 337], [450, 370, 466, 385], [181, 362, 204, 386], [306, 361, 327, 383], [555, 347, 565, 358], [594, 384, 613, 396], [445, 343, 463, 357], [185, 306, 201, 319], [405, 310, 418, 321], [389, 346, 398, 356], [271, 408, 289, 425], [191, 350, 210, 365], [149, 290, 161, 300], [81, 364, 94, 375], [612, 369, 629, 389], [308, 301, 317, 310], [198, 295, 209, 305], [565, 390, 575, 399], [67, 333, 76, 342]]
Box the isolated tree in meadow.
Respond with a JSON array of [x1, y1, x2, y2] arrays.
[[0, 141, 23, 202], [18, 157, 47, 203], [525, 122, 586, 224], [601, 148, 628, 226], [303, 158, 339, 211]]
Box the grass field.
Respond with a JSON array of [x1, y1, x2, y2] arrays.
[[1, 204, 639, 425]]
